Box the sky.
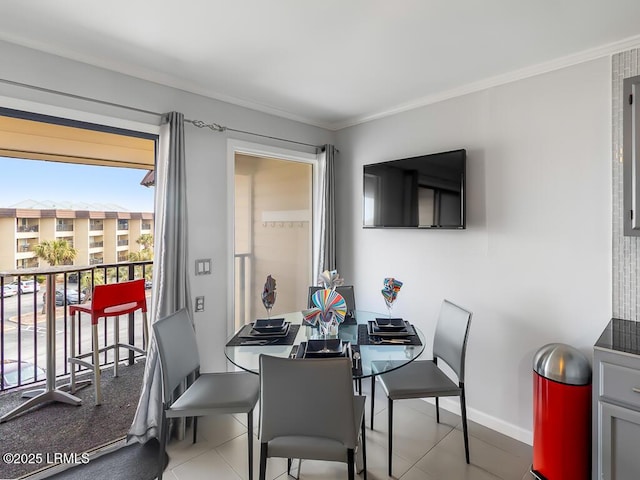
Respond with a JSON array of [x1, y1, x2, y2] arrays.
[[0, 157, 155, 212]]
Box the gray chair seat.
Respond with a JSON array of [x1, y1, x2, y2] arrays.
[[167, 371, 259, 417], [374, 360, 462, 399]]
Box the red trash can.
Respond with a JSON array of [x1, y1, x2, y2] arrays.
[[531, 343, 591, 480]]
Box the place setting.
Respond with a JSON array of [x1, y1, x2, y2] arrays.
[[225, 275, 300, 346], [358, 278, 422, 346]]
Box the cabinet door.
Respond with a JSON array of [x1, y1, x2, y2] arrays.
[[599, 401, 640, 479]]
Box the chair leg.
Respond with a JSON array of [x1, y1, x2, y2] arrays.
[[142, 311, 149, 351], [192, 416, 198, 443], [92, 323, 102, 405], [388, 398, 393, 477], [460, 386, 470, 464], [248, 410, 253, 480], [370, 376, 375, 429], [259, 443, 268, 480], [158, 410, 167, 480], [69, 313, 77, 392], [435, 397, 440, 423], [361, 415, 367, 480], [287, 458, 292, 475], [347, 448, 355, 480]]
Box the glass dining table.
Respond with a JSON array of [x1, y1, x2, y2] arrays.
[[224, 310, 426, 379]]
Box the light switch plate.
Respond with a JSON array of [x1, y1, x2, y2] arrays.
[[195, 259, 212, 275]]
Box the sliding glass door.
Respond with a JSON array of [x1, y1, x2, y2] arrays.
[[234, 152, 313, 330]]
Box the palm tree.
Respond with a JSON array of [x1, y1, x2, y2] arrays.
[[129, 234, 153, 262], [34, 239, 78, 313], [136, 233, 153, 250], [33, 239, 78, 266]]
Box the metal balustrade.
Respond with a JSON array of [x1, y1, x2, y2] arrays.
[[0, 261, 152, 392]]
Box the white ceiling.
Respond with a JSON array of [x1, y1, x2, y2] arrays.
[[2, 0, 640, 130]]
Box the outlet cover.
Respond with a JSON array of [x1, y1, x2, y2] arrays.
[[195, 296, 205, 312]]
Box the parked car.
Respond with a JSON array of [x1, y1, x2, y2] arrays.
[[10, 280, 40, 294], [1, 359, 46, 389], [1, 284, 18, 298], [54, 289, 86, 306]]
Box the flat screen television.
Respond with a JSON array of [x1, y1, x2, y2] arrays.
[[363, 149, 466, 229]]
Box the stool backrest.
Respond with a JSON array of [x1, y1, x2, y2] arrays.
[[91, 278, 147, 323]]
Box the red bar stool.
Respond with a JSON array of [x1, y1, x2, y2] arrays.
[[68, 278, 149, 405]]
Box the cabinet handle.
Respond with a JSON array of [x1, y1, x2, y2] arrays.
[[633, 387, 640, 394]]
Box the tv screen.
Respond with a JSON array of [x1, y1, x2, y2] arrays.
[[363, 149, 466, 229]]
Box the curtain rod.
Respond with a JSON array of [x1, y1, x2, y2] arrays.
[[0, 77, 325, 150]]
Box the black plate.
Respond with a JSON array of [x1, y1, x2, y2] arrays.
[[304, 338, 345, 357], [367, 320, 415, 338], [240, 322, 290, 338], [374, 317, 407, 330], [253, 318, 286, 333]]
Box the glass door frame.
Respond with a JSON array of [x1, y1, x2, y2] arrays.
[[226, 139, 318, 336]]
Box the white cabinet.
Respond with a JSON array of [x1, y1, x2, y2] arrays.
[[593, 348, 640, 479]]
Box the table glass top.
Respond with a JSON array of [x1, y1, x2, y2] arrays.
[[224, 310, 427, 378]]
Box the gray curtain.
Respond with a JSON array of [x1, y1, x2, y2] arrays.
[[127, 111, 192, 444], [313, 144, 337, 281]]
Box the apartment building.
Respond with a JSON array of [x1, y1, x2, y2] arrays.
[[0, 202, 153, 270]]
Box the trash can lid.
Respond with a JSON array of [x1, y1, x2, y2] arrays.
[[533, 343, 591, 385]]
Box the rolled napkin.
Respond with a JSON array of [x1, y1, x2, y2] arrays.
[[302, 288, 347, 326], [318, 269, 344, 289], [262, 275, 277, 310], [381, 277, 403, 305]]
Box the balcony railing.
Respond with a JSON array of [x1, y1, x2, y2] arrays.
[[0, 261, 152, 392], [89, 241, 104, 248], [56, 225, 74, 232], [89, 223, 103, 231], [117, 240, 129, 247], [17, 226, 39, 233]]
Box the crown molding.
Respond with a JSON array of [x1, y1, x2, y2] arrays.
[[329, 33, 640, 131]]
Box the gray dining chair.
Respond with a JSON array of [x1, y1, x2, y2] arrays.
[[258, 355, 367, 480], [370, 299, 472, 476], [153, 309, 260, 480]]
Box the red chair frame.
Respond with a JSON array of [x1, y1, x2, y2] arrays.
[[68, 279, 148, 405]]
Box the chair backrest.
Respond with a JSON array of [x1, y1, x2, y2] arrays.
[[91, 278, 147, 318], [432, 299, 472, 383], [153, 308, 201, 400], [259, 355, 358, 448], [308, 286, 356, 314]]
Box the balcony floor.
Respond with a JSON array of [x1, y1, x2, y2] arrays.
[[0, 359, 144, 479]]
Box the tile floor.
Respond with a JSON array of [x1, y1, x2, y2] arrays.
[[164, 380, 534, 480]]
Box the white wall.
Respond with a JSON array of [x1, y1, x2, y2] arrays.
[[335, 57, 612, 442], [0, 40, 333, 371]]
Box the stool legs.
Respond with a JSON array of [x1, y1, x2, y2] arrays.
[[113, 316, 120, 378], [92, 323, 102, 405]]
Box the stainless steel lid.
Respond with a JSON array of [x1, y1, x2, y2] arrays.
[[533, 343, 591, 385]]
